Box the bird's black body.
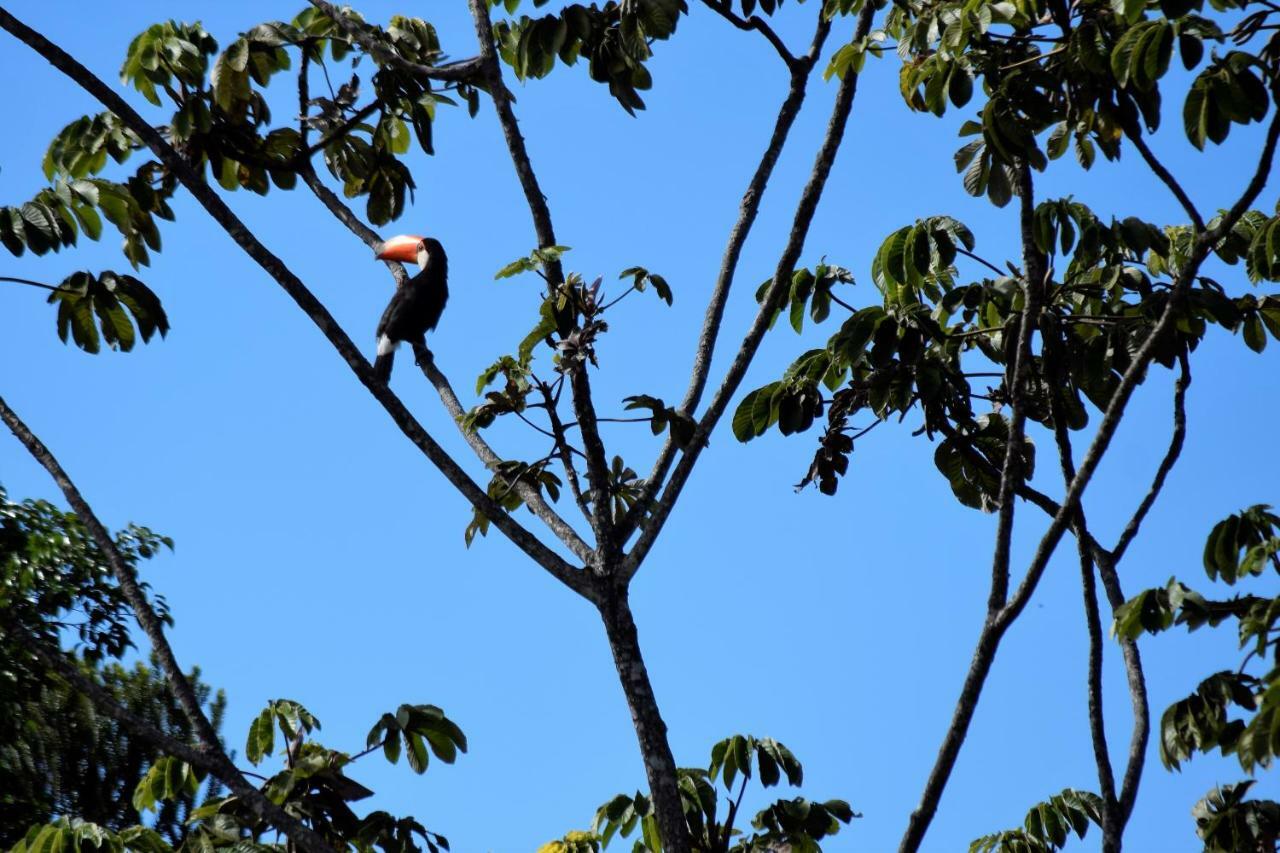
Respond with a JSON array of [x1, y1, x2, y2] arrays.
[[373, 238, 448, 382]]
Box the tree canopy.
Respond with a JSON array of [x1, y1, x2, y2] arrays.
[[1, 0, 1279, 850]]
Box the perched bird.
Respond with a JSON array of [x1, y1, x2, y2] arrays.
[[371, 235, 449, 382]]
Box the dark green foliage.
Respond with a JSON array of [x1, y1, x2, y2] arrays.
[[736, 191, 1280, 500], [1192, 781, 1280, 852], [366, 704, 469, 774], [0, 660, 224, 848], [969, 789, 1104, 852], [0, 484, 171, 677], [622, 396, 697, 448], [464, 460, 563, 547], [48, 270, 169, 354], [590, 734, 855, 852], [494, 0, 688, 113]]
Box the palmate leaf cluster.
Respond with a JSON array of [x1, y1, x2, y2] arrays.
[[587, 735, 855, 853], [968, 789, 1104, 852], [867, 0, 1280, 204], [735, 0, 1280, 501], [493, 0, 688, 113]]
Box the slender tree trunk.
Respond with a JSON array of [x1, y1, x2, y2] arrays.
[[597, 586, 690, 853]]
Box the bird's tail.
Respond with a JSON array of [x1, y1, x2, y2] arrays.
[[373, 334, 396, 382], [373, 351, 394, 382]]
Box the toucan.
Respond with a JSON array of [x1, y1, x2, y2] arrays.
[[371, 235, 449, 382]]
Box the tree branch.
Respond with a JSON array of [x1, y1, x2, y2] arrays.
[[1120, 116, 1204, 231], [0, 6, 590, 600], [988, 162, 1047, 611], [1111, 350, 1190, 563], [620, 3, 878, 581], [539, 379, 593, 524], [1042, 328, 1121, 850], [700, 0, 798, 68], [0, 397, 332, 853], [620, 8, 833, 547]]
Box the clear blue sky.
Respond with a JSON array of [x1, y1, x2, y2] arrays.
[[1, 1, 1277, 850]]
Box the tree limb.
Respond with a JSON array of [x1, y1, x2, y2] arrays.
[[620, 3, 878, 582], [1121, 116, 1204, 231], [988, 162, 1047, 611], [1111, 350, 1190, 564], [620, 8, 832, 547], [0, 396, 332, 853], [0, 5, 590, 600], [413, 343, 597, 568], [700, 0, 798, 68]]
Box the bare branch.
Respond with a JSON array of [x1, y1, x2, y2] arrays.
[[1121, 118, 1204, 231], [700, 0, 798, 68], [620, 4, 877, 581], [540, 379, 593, 523], [0, 6, 589, 599], [0, 396, 331, 853], [305, 0, 484, 84], [621, 10, 833, 546], [1042, 332, 1121, 849], [1111, 351, 1190, 563]]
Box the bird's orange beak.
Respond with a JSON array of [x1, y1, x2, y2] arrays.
[[375, 234, 425, 263]]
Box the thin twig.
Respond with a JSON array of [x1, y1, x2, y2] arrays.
[[540, 380, 592, 523], [957, 247, 1009, 278], [700, 0, 797, 68], [0, 276, 65, 292]]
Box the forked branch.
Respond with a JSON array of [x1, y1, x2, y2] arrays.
[[621, 2, 879, 581]]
